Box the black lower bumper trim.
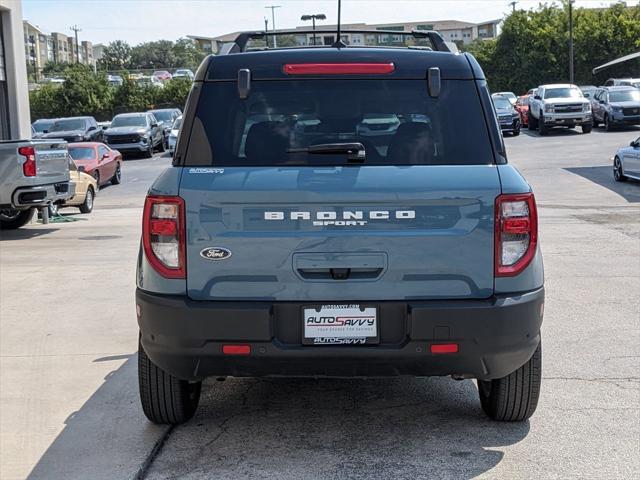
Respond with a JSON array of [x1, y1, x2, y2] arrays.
[[137, 288, 544, 381]]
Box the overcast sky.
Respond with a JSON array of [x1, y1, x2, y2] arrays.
[[22, 0, 640, 45]]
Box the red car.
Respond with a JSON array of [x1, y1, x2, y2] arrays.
[[515, 95, 532, 128], [152, 70, 172, 82], [68, 142, 122, 187]]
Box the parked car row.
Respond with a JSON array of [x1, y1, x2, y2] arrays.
[[32, 107, 182, 159], [496, 79, 640, 136]]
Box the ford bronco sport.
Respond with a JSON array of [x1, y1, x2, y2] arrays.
[[136, 29, 544, 425]]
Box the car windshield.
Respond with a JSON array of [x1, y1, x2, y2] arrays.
[[32, 120, 54, 132], [544, 88, 582, 99], [172, 117, 182, 130], [187, 79, 495, 166], [151, 111, 174, 122], [111, 116, 147, 127], [609, 90, 640, 102], [68, 147, 96, 160], [175, 70, 189, 75], [500, 92, 516, 100], [493, 96, 512, 109], [49, 119, 85, 132]]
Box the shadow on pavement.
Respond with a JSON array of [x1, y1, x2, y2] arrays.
[[146, 376, 530, 479], [522, 127, 582, 138], [565, 165, 640, 203], [27, 356, 168, 480], [0, 227, 59, 240]]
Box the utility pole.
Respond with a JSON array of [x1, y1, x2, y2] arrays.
[[265, 5, 281, 48], [568, 0, 574, 84], [301, 14, 327, 46], [509, 1, 518, 13], [70, 24, 81, 63]]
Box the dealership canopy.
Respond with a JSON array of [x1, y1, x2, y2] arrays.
[[592, 51, 640, 74]]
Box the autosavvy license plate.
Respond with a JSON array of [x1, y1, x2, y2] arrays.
[[303, 304, 378, 345]]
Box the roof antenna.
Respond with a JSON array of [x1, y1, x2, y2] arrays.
[[332, 0, 347, 48]]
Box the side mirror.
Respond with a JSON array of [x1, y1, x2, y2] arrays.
[[102, 125, 109, 130], [631, 141, 638, 147], [88, 126, 96, 131], [534, 95, 541, 100], [43, 130, 49, 134], [151, 123, 158, 128], [78, 166, 86, 172], [102, 153, 110, 160]]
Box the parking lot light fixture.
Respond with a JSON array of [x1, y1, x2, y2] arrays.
[[301, 13, 327, 46]]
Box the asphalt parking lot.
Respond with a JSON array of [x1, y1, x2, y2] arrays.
[[1, 127, 639, 480]]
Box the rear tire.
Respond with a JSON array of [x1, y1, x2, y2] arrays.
[[138, 338, 202, 425], [0, 208, 34, 230], [478, 342, 541, 422], [529, 113, 538, 130]]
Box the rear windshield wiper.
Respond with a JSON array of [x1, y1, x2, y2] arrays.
[[287, 143, 366, 162]]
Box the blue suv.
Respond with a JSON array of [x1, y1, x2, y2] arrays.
[[136, 29, 544, 425]]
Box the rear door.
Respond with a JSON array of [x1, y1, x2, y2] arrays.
[[180, 75, 501, 302]]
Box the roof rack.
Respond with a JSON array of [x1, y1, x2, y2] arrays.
[[218, 29, 453, 55]]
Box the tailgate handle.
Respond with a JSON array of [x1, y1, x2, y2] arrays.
[[297, 267, 384, 281]]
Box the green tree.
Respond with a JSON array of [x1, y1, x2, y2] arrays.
[[131, 40, 177, 70], [56, 64, 113, 119], [112, 76, 156, 113], [172, 38, 207, 69], [29, 84, 62, 120], [42, 61, 72, 77], [98, 40, 132, 71], [465, 3, 640, 93], [155, 77, 193, 109]]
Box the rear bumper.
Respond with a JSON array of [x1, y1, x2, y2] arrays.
[[11, 182, 74, 208], [137, 287, 544, 381]]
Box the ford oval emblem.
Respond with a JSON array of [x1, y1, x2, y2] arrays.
[[200, 247, 232, 261]]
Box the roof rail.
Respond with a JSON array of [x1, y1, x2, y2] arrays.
[[220, 29, 453, 54]]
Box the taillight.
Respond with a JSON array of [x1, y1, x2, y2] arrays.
[[283, 63, 395, 75], [142, 196, 185, 279], [19, 146, 36, 177], [495, 193, 538, 277]]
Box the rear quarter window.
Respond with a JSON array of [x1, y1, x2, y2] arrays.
[[184, 79, 495, 166]]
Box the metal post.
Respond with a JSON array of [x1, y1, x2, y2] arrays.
[[265, 5, 281, 48], [568, 0, 574, 84], [312, 16, 316, 45]]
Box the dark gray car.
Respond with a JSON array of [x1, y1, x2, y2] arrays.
[[41, 116, 103, 143], [591, 86, 640, 131], [492, 94, 521, 136], [148, 108, 182, 147], [104, 113, 164, 157]]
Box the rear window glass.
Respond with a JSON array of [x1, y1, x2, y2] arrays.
[[185, 79, 495, 166]]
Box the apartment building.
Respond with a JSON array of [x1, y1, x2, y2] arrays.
[[203, 18, 502, 53], [22, 21, 95, 79]]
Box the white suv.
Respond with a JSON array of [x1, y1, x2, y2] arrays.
[[528, 83, 592, 135]]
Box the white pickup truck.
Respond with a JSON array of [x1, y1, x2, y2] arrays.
[[528, 83, 592, 135], [0, 140, 72, 229]]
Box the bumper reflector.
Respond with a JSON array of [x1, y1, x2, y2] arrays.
[[431, 343, 459, 354], [223, 345, 251, 355]]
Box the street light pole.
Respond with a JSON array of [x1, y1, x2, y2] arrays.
[[301, 14, 327, 46], [569, 0, 574, 84], [265, 5, 281, 48]]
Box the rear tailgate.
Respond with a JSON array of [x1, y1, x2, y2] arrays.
[[34, 141, 70, 184], [181, 165, 499, 301]]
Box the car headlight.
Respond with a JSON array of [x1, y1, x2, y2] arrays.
[[582, 103, 591, 113], [544, 104, 554, 113], [611, 105, 622, 112]]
